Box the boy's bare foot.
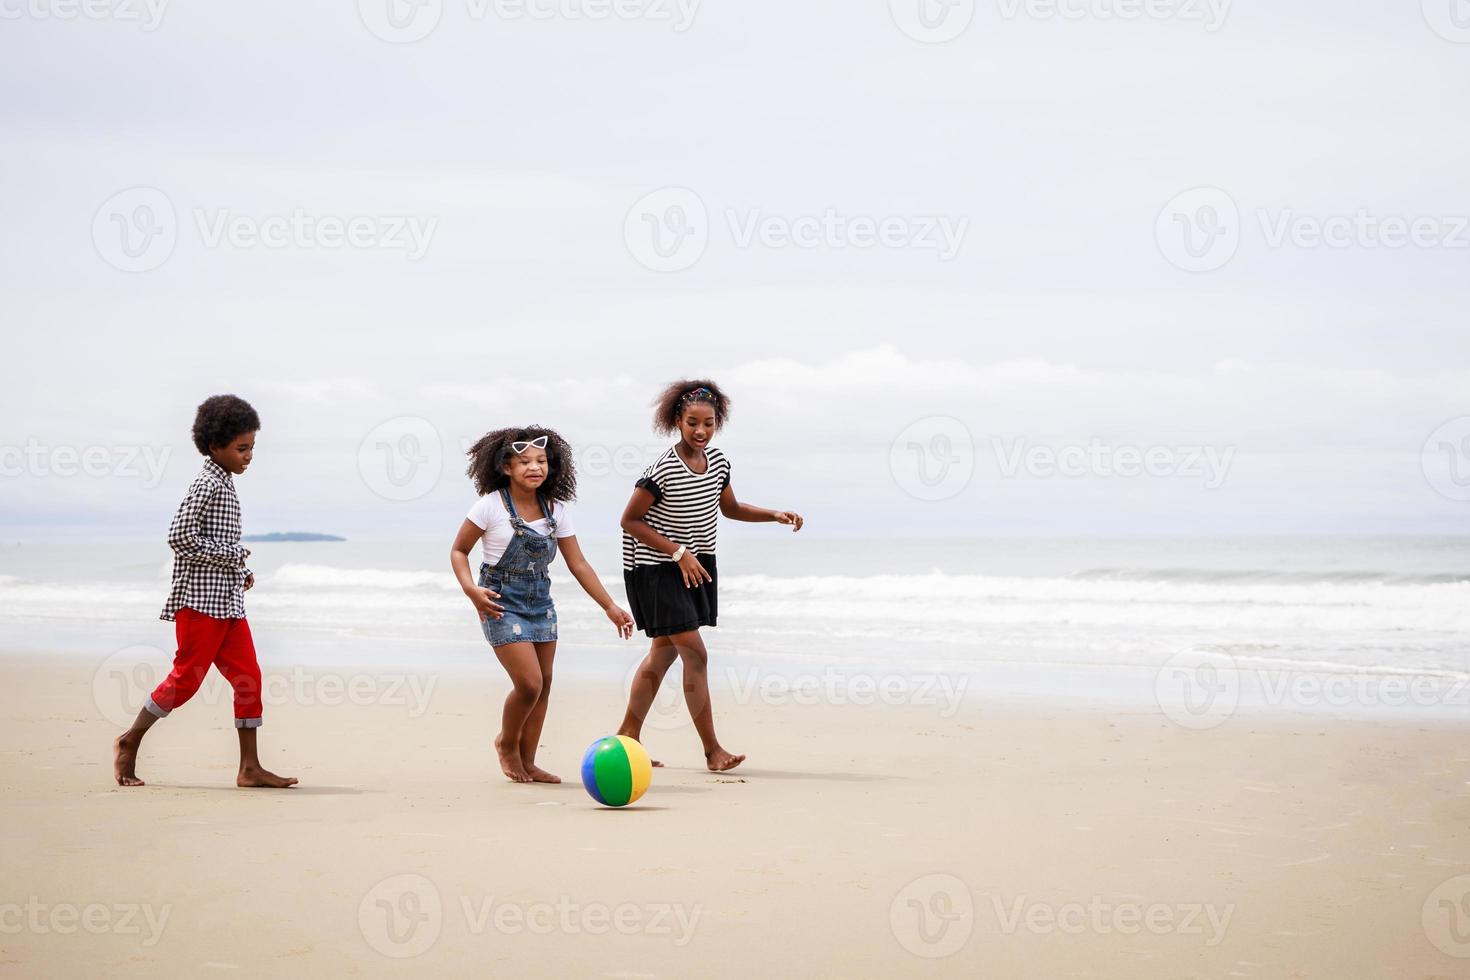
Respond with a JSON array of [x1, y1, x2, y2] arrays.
[[706, 748, 746, 772], [496, 734, 532, 783], [237, 766, 298, 788], [113, 734, 144, 787], [526, 765, 561, 783]]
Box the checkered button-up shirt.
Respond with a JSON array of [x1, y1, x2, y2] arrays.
[[160, 459, 252, 621]]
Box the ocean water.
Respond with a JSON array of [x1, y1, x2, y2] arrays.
[[2, 536, 1467, 691]]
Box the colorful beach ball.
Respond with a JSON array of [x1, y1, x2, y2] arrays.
[[580, 735, 652, 808]]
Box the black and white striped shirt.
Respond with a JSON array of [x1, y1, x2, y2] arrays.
[[622, 445, 731, 570], [160, 459, 252, 621]]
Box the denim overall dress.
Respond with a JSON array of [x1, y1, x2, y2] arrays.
[[477, 488, 559, 647]]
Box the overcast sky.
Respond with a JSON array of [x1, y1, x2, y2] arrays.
[[3, 0, 1468, 539]]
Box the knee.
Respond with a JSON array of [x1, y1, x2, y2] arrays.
[[511, 674, 544, 705], [537, 670, 553, 698], [676, 644, 707, 672]]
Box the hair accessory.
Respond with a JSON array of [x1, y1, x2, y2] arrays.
[[680, 386, 713, 403], [510, 435, 549, 454]]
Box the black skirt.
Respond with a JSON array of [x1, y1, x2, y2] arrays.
[[624, 554, 718, 637]]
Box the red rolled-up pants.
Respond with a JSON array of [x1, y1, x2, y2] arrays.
[[146, 607, 263, 728]]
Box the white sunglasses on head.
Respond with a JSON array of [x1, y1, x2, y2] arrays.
[[510, 435, 549, 454]]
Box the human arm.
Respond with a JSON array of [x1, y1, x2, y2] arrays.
[[556, 535, 634, 639], [619, 486, 713, 588], [719, 482, 803, 531], [450, 519, 505, 621]]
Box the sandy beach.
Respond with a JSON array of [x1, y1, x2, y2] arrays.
[[1, 653, 1467, 978]]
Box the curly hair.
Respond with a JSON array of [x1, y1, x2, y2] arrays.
[[652, 378, 730, 435], [191, 394, 260, 455], [465, 426, 578, 501]]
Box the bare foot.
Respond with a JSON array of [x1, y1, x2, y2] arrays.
[[113, 734, 144, 787], [706, 748, 746, 772], [526, 765, 562, 784], [237, 765, 298, 788], [496, 734, 532, 783]]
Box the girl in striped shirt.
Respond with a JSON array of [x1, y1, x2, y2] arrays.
[[617, 380, 804, 771]]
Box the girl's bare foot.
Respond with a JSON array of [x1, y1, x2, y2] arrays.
[[112, 734, 144, 787], [526, 765, 561, 783], [237, 765, 298, 788], [706, 747, 745, 772], [496, 734, 532, 783]]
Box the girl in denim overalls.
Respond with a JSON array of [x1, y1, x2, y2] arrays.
[[451, 427, 635, 784]]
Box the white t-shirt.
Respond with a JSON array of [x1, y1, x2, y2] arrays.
[[466, 493, 575, 566]]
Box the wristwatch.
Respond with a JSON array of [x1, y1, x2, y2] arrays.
[[671, 545, 687, 562]]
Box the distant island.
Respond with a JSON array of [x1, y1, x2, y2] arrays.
[[241, 532, 346, 543]]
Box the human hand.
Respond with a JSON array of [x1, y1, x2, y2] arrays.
[[677, 550, 713, 588], [467, 586, 505, 621], [773, 511, 804, 531], [607, 605, 635, 639]]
